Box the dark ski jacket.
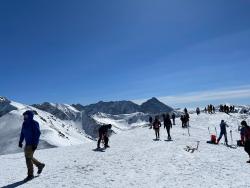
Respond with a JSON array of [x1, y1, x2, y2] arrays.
[[164, 118, 172, 128], [220, 122, 228, 133], [19, 111, 41, 146], [153, 120, 161, 129], [99, 125, 111, 135], [172, 114, 176, 119]]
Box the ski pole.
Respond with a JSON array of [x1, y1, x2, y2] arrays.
[[208, 127, 211, 136]]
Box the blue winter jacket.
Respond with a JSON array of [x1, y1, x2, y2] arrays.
[[19, 111, 41, 146]]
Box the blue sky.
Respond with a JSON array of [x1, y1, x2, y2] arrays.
[[0, 0, 250, 107]]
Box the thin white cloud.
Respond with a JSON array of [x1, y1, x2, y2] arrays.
[[133, 85, 250, 106]]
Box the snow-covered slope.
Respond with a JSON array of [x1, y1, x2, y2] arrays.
[[32, 102, 81, 121], [0, 100, 91, 155], [92, 112, 149, 132], [1, 112, 250, 188]]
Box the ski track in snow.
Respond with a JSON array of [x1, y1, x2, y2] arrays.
[[0, 112, 250, 188]]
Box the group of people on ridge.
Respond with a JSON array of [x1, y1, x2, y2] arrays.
[[204, 104, 216, 114], [219, 104, 235, 114]]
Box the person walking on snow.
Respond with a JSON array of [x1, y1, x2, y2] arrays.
[[19, 110, 45, 182], [97, 124, 112, 149], [163, 114, 172, 140], [153, 116, 161, 140], [241, 121, 250, 163], [217, 120, 229, 145], [172, 113, 176, 125]]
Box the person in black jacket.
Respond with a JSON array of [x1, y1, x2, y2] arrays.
[[163, 114, 172, 140], [97, 124, 112, 149]]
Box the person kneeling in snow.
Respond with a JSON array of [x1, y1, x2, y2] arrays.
[[19, 110, 45, 182], [241, 121, 250, 163], [97, 124, 112, 149], [217, 120, 229, 145]]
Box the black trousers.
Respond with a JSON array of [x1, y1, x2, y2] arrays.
[[97, 132, 109, 148], [245, 141, 250, 156], [165, 126, 171, 139]]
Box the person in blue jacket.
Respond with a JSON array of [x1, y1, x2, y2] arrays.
[[19, 110, 45, 181], [217, 120, 229, 145]]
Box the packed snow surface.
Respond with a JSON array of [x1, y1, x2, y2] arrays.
[[0, 112, 250, 188]]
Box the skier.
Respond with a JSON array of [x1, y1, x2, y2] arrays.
[[163, 114, 172, 140], [172, 113, 176, 125], [19, 110, 45, 182], [153, 116, 161, 140], [217, 120, 229, 145], [97, 124, 112, 149]]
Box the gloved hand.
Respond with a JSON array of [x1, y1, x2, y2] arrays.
[[32, 145, 37, 151], [18, 142, 23, 148]]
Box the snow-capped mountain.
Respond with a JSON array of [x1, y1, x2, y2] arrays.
[[0, 98, 92, 155], [140, 97, 173, 114], [32, 102, 81, 121], [0, 97, 17, 117], [72, 97, 173, 115], [0, 97, 154, 155]]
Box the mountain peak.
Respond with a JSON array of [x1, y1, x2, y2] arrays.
[[140, 97, 173, 114]]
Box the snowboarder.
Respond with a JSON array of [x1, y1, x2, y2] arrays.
[[217, 120, 229, 145], [172, 113, 176, 125], [19, 110, 45, 182], [153, 116, 161, 140], [163, 114, 172, 140], [97, 124, 112, 149], [241, 121, 250, 163]]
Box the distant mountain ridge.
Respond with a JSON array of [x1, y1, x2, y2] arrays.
[[72, 97, 174, 115]]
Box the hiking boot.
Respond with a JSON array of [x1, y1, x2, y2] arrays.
[[247, 160, 250, 163], [37, 164, 45, 175], [104, 145, 110, 148], [24, 175, 34, 182]]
